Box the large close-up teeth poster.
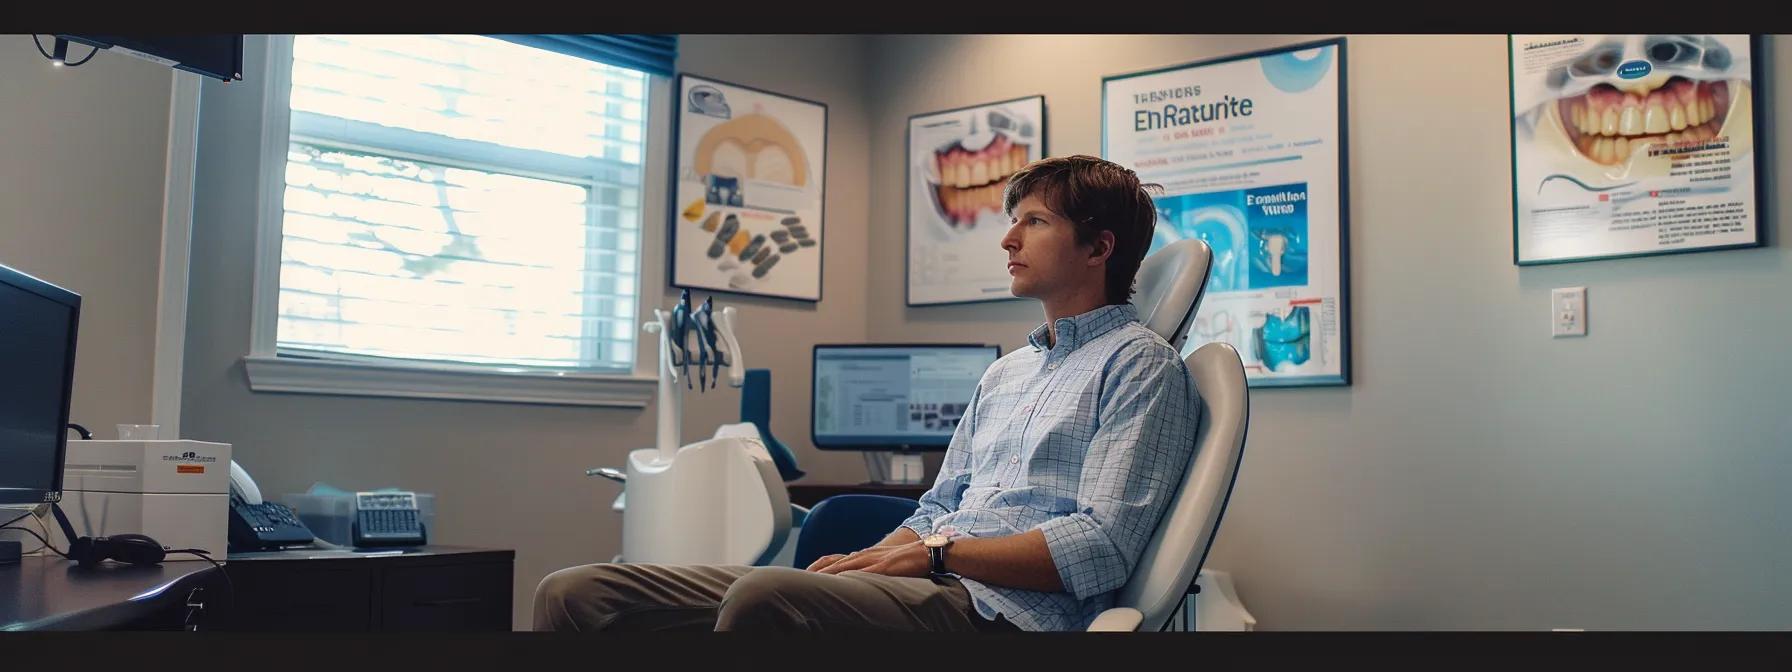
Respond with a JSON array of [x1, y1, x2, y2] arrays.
[[1104, 39, 1350, 387], [1509, 35, 1764, 265], [905, 95, 1046, 306]]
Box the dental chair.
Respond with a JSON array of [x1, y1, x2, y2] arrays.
[[1085, 340, 1249, 631], [794, 239, 1247, 631]]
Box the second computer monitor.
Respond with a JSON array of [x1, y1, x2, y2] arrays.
[[0, 262, 81, 506], [812, 344, 1000, 451]]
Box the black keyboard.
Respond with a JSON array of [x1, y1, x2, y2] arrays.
[[353, 492, 426, 547], [361, 509, 419, 536]]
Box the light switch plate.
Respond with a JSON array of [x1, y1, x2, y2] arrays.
[[1552, 287, 1587, 337]]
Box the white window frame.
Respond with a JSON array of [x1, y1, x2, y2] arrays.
[[242, 35, 663, 408]]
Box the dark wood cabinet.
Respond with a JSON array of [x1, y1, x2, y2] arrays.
[[203, 545, 513, 631]]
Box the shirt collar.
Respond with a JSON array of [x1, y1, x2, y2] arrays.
[[1027, 303, 1139, 353]]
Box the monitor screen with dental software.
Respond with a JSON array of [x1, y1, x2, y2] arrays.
[[812, 344, 999, 451]]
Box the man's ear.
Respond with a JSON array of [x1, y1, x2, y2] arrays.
[[1088, 230, 1116, 267]]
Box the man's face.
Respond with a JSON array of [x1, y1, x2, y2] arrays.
[[1000, 194, 1099, 301]]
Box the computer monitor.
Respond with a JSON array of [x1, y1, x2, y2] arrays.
[[0, 263, 81, 505], [811, 344, 1000, 451]]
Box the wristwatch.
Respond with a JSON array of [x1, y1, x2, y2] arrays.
[[923, 533, 953, 575]]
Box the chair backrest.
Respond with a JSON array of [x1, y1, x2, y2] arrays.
[[1132, 239, 1212, 349], [1111, 341, 1250, 631], [789, 494, 921, 569]]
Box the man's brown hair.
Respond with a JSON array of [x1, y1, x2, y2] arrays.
[[1002, 155, 1161, 305]]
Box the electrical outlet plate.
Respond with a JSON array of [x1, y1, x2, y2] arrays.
[[1552, 287, 1587, 337]]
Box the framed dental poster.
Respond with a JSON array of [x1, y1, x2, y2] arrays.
[[905, 95, 1047, 306], [1102, 38, 1350, 388], [670, 74, 828, 302], [1510, 35, 1764, 265]]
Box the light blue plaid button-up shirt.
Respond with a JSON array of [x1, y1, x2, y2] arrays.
[[900, 303, 1201, 632]]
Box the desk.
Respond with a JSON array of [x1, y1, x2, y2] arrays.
[[1, 556, 217, 631], [200, 545, 513, 631], [787, 483, 928, 508]]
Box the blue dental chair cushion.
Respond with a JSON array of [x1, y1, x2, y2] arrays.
[[791, 494, 920, 569]]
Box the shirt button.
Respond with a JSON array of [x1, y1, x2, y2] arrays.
[[1048, 363, 1057, 370], [1010, 456, 1019, 464]]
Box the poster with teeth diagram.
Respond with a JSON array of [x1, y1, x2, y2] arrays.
[[906, 96, 1046, 306], [1510, 35, 1764, 265], [1103, 38, 1350, 387], [672, 74, 827, 301]]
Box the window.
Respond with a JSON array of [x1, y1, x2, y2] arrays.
[[245, 35, 660, 406]]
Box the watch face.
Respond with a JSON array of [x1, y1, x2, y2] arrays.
[[924, 534, 948, 548]]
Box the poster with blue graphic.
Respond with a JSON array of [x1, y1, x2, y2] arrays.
[[1510, 35, 1763, 265], [1103, 39, 1350, 387]]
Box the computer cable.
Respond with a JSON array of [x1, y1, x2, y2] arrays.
[[0, 524, 71, 560], [2, 510, 30, 529], [28, 510, 52, 555], [32, 35, 100, 67], [164, 548, 236, 619], [1, 509, 51, 556]]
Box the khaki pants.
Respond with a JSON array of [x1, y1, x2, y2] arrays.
[[533, 563, 1020, 632]]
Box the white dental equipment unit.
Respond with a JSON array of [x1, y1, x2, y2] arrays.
[[587, 294, 792, 566]]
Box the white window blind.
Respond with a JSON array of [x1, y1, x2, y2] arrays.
[[277, 35, 647, 372]]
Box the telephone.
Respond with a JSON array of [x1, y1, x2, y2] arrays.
[[228, 461, 316, 552]]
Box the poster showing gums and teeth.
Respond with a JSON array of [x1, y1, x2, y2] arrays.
[[1103, 39, 1350, 387], [1510, 35, 1764, 265], [906, 95, 1046, 305], [671, 74, 828, 302]]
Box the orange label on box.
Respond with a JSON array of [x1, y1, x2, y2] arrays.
[[177, 465, 205, 474]]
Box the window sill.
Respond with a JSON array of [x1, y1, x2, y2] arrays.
[[242, 354, 656, 408]]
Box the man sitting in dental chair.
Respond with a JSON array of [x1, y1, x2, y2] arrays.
[[534, 156, 1200, 632]]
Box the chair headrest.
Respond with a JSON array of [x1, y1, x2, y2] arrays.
[[1133, 239, 1213, 349]]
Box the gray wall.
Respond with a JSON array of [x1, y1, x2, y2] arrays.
[[0, 35, 170, 437], [864, 35, 1792, 629], [180, 35, 872, 628]]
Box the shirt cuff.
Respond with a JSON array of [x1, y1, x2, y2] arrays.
[[1035, 514, 1121, 599], [899, 515, 934, 540]]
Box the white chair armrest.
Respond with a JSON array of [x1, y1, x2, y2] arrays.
[[1087, 607, 1143, 632]]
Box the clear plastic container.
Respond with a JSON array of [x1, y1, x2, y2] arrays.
[[284, 491, 436, 547], [116, 424, 161, 440]]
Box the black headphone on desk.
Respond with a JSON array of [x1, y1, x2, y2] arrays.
[[66, 534, 167, 567], [45, 494, 166, 567]]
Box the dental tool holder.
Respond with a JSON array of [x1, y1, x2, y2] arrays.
[[642, 302, 745, 465]]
